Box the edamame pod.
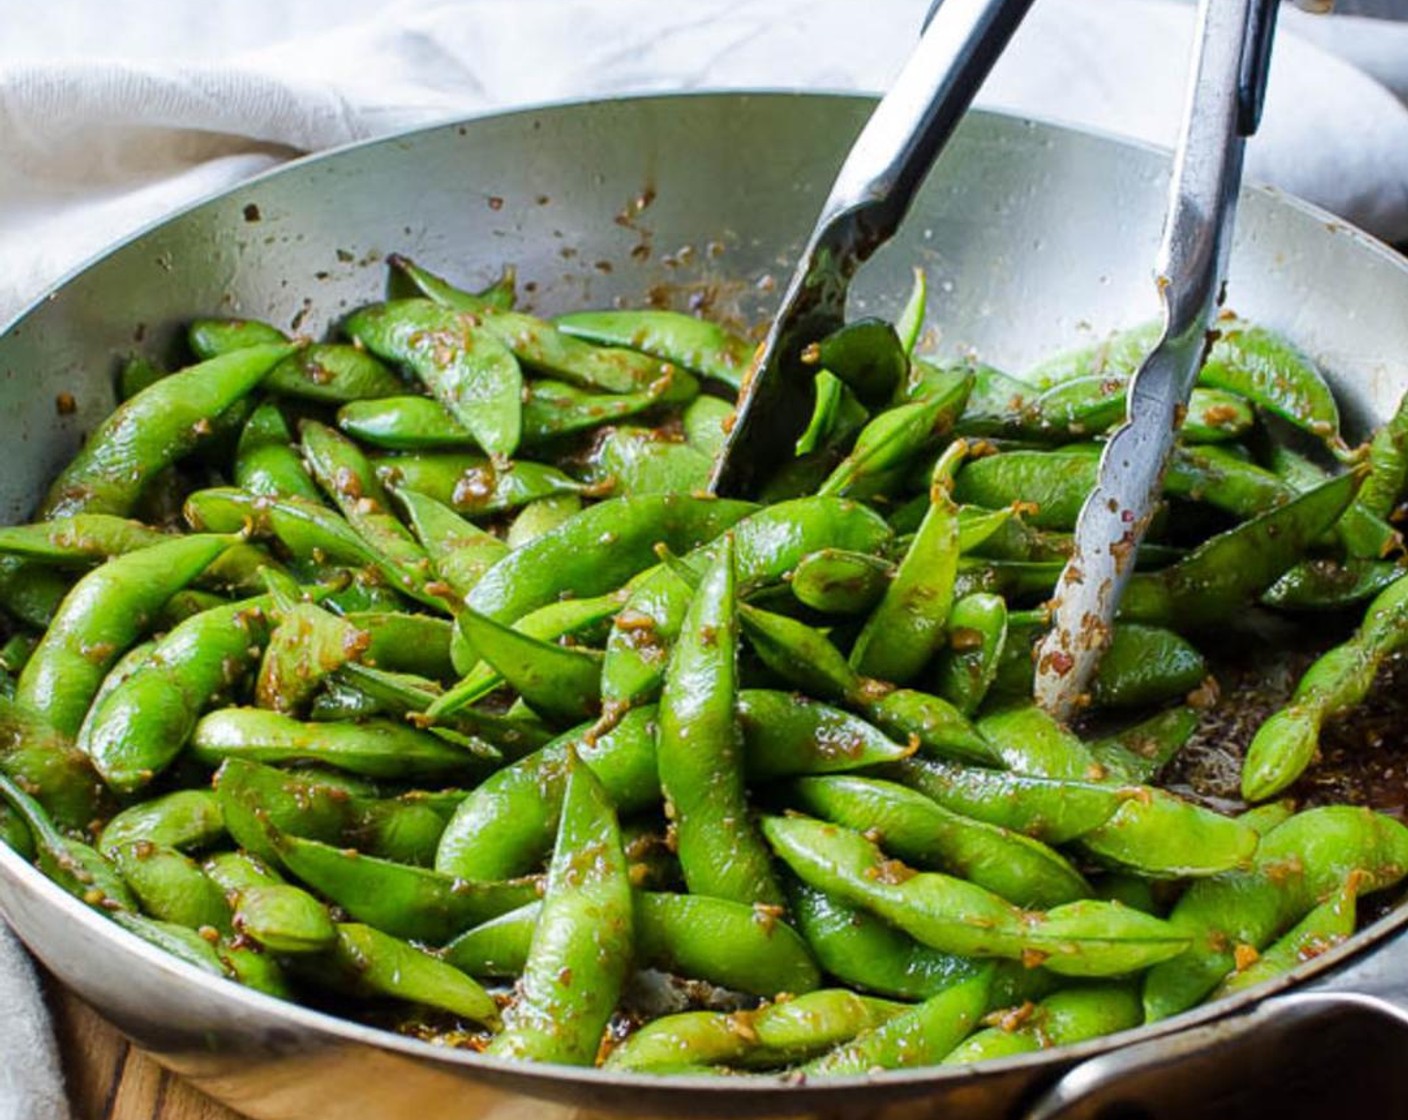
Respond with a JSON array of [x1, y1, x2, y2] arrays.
[[192, 709, 491, 781], [487, 749, 632, 1064], [658, 535, 781, 906], [849, 442, 963, 683], [344, 299, 523, 458], [235, 403, 322, 502], [40, 344, 294, 518], [942, 985, 1142, 1064], [80, 597, 272, 792], [786, 775, 1090, 909], [763, 814, 1190, 977], [1242, 573, 1408, 801], [393, 255, 694, 399], [15, 534, 234, 736], [556, 309, 753, 389], [444, 891, 820, 998], [805, 969, 992, 1075]]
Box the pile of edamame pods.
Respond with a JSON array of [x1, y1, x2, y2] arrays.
[[1, 252, 1406, 1075]]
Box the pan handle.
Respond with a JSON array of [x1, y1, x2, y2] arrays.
[[1022, 920, 1408, 1119]]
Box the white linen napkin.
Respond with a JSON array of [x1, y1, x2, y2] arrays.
[[0, 927, 69, 1120], [1, 3, 1406, 1118]]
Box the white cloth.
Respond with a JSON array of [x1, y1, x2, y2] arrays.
[[0, 3, 1406, 1118], [0, 926, 69, 1120]]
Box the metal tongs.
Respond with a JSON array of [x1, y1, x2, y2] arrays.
[[708, 0, 1038, 497], [1033, 0, 1278, 719], [712, 0, 1278, 720]]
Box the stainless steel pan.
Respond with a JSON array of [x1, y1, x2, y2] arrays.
[[2, 92, 1408, 1120]]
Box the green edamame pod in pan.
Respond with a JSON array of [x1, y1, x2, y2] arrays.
[[336, 395, 479, 451], [256, 578, 371, 715], [337, 375, 679, 451], [488, 749, 632, 1065], [1198, 319, 1344, 450], [0, 698, 111, 832], [1263, 557, 1404, 611], [735, 689, 915, 777], [555, 308, 754, 390], [393, 255, 695, 400], [787, 880, 983, 1000], [849, 441, 964, 684], [15, 534, 233, 737], [235, 402, 323, 503], [231, 883, 338, 955], [605, 989, 906, 1072], [434, 707, 660, 881], [528, 375, 688, 439], [507, 495, 583, 549], [1266, 444, 1399, 560], [930, 592, 1007, 716], [1024, 322, 1161, 388], [272, 829, 539, 944], [976, 703, 1099, 780], [991, 618, 1206, 710], [372, 452, 585, 518], [317, 922, 501, 1027], [658, 534, 781, 906], [1090, 706, 1198, 784], [343, 299, 523, 458], [444, 891, 820, 998], [40, 343, 294, 518], [456, 607, 603, 724], [683, 395, 734, 458], [942, 985, 1142, 1064], [785, 774, 1090, 909], [600, 496, 889, 708], [118, 354, 166, 400], [587, 426, 713, 497], [214, 759, 368, 864], [1144, 805, 1408, 1020], [885, 757, 1127, 844], [0, 515, 165, 564], [1242, 573, 1408, 801], [79, 597, 272, 793], [189, 318, 406, 403], [952, 448, 1100, 530], [737, 603, 995, 763], [109, 843, 232, 931], [391, 486, 506, 600], [806, 969, 992, 1075], [1182, 387, 1255, 443], [762, 813, 1189, 977], [814, 318, 906, 407], [99, 789, 225, 854], [467, 494, 754, 626], [819, 371, 971, 499], [1359, 388, 1408, 519], [192, 708, 490, 781], [895, 267, 927, 355], [794, 370, 847, 458], [1118, 473, 1358, 628], [1212, 873, 1359, 998], [299, 420, 441, 603], [790, 548, 891, 615], [0, 771, 133, 912]]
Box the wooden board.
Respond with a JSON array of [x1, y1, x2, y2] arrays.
[[47, 978, 246, 1120]]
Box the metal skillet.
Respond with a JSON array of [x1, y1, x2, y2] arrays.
[[1, 92, 1408, 1119]]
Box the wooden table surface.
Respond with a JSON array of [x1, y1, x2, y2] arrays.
[[47, 977, 246, 1120]]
